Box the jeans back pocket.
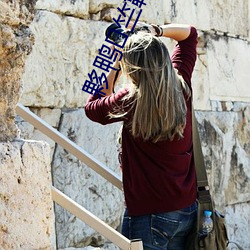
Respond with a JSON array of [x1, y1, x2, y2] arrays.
[[151, 214, 181, 248]]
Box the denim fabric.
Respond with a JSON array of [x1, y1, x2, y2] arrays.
[[121, 201, 197, 250]]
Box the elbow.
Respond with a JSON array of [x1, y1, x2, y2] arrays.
[[84, 106, 108, 125], [84, 104, 97, 123]]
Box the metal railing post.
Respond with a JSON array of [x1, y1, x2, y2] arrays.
[[130, 240, 144, 250], [52, 187, 140, 250]]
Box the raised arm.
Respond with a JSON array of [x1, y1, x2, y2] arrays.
[[130, 21, 191, 41], [160, 24, 191, 41], [101, 59, 122, 96], [141, 22, 197, 83]]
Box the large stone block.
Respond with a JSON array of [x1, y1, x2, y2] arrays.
[[20, 3, 250, 110], [126, 0, 165, 24], [163, 0, 249, 38], [191, 30, 250, 110], [52, 109, 124, 248], [89, 0, 119, 14], [206, 34, 250, 103], [20, 11, 111, 108], [0, 140, 55, 249], [163, 0, 210, 30], [89, 0, 166, 24], [210, 0, 248, 38], [196, 108, 250, 211], [0, 0, 35, 141], [36, 0, 89, 17]]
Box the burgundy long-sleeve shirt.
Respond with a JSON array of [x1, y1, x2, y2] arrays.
[[85, 27, 198, 216]]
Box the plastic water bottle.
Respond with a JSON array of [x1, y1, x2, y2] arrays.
[[201, 210, 213, 235]]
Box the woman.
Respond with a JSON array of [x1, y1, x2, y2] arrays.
[[85, 22, 198, 250]]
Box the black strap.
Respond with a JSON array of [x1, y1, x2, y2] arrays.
[[191, 106, 210, 193], [192, 106, 214, 234]]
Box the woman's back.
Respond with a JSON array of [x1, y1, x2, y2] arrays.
[[85, 23, 198, 249]]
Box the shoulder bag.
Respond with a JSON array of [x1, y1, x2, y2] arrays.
[[185, 107, 243, 250]]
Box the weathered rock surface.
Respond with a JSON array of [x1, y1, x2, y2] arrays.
[[196, 108, 250, 209], [0, 0, 36, 141], [20, 11, 100, 108], [163, 0, 249, 38], [196, 107, 250, 250], [36, 0, 89, 18], [19, 13, 250, 110], [226, 202, 250, 250], [0, 140, 55, 249], [192, 31, 250, 110]]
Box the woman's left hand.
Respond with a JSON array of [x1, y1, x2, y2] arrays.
[[127, 21, 158, 36]]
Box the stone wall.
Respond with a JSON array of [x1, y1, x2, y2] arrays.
[[0, 140, 56, 249], [0, 1, 56, 249], [0, 0, 35, 141], [17, 0, 250, 249]]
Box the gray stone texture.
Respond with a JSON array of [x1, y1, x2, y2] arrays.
[[52, 109, 123, 249], [196, 109, 250, 208]]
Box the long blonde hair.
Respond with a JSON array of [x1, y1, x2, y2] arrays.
[[114, 33, 190, 142]]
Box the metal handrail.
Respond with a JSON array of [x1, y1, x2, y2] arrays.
[[16, 103, 122, 190], [16, 103, 143, 250], [52, 187, 142, 250]]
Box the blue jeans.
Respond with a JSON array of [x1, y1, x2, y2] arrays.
[[121, 202, 197, 250]]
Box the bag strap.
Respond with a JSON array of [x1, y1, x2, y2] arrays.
[[191, 106, 245, 249], [192, 105, 215, 234], [191, 106, 212, 203]]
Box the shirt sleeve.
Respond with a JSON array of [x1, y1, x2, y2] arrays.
[[171, 26, 198, 87], [84, 88, 129, 125]]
